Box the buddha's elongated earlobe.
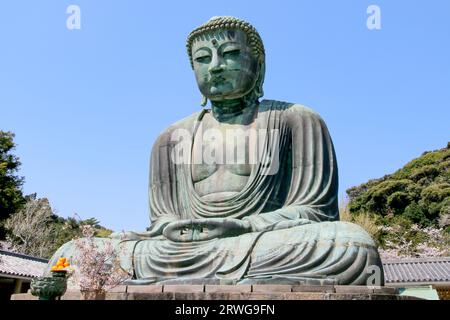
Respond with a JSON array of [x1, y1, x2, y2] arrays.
[[201, 95, 208, 107], [255, 62, 266, 99]]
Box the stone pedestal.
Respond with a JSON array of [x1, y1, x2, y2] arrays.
[[11, 285, 420, 300]]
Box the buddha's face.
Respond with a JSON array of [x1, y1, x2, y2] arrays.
[[191, 29, 260, 102]]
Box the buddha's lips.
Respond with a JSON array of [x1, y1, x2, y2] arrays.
[[210, 76, 226, 85]]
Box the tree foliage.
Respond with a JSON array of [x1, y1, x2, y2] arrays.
[[50, 213, 113, 253], [344, 143, 450, 258], [0, 131, 25, 238], [347, 143, 450, 228], [5, 194, 56, 258], [4, 195, 113, 258]]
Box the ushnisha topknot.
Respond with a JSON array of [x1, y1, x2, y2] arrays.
[[186, 16, 265, 69]]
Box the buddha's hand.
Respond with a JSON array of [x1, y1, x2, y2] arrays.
[[109, 218, 176, 240], [109, 229, 165, 241], [162, 218, 252, 242]]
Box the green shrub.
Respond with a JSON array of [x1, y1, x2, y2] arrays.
[[403, 203, 429, 225], [347, 144, 450, 228], [411, 165, 439, 182], [387, 191, 412, 214], [421, 183, 450, 203]]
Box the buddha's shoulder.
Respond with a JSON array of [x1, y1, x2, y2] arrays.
[[260, 99, 325, 121], [153, 111, 202, 145]]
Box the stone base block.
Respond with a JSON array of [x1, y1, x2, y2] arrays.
[[11, 285, 421, 300]]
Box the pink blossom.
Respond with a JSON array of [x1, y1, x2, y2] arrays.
[[69, 225, 130, 293], [379, 224, 449, 259]]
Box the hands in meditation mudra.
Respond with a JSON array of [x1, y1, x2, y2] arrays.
[[48, 16, 384, 286]]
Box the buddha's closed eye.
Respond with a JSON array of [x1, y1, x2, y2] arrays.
[[195, 55, 211, 63], [223, 49, 240, 59]]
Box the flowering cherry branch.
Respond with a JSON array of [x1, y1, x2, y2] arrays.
[[68, 225, 130, 294]]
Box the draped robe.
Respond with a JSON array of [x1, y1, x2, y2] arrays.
[[47, 100, 384, 285]]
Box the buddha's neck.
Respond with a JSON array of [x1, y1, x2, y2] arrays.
[[210, 98, 259, 125]]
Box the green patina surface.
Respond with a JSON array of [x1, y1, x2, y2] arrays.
[[47, 16, 384, 286]]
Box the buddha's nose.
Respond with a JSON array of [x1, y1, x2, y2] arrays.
[[209, 55, 224, 74]]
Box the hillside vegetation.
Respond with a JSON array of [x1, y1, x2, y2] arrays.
[[343, 142, 450, 258]]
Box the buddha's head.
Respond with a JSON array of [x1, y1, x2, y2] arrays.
[[186, 16, 265, 105]]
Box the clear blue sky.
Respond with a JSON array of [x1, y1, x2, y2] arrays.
[[1, 1, 449, 232]]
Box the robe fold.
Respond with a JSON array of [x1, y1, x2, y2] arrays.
[[149, 99, 339, 224], [47, 100, 384, 285]]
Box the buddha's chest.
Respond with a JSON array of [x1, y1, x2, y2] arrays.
[[191, 116, 257, 183]]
